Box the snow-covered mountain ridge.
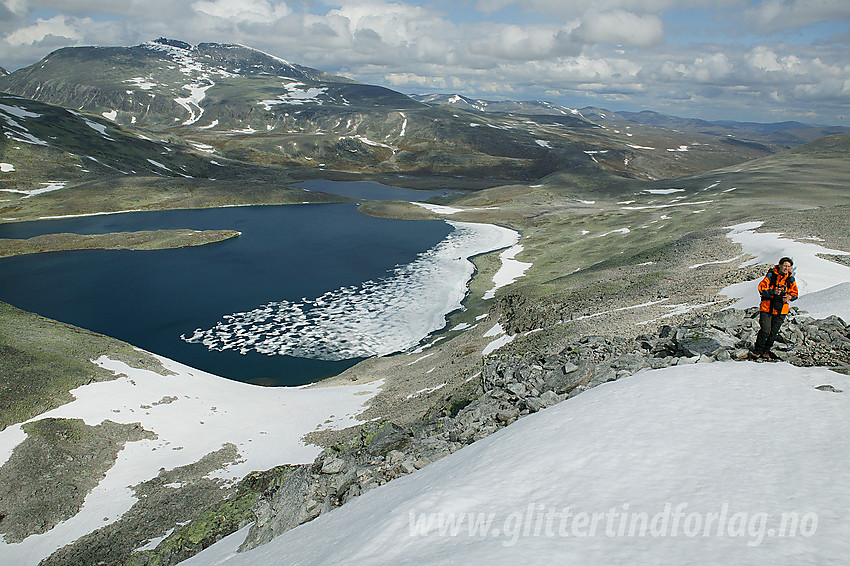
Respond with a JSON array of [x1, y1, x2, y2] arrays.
[[0, 37, 401, 129], [0, 38, 788, 183]]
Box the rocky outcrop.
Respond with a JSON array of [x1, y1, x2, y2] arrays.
[[123, 464, 296, 566], [40, 445, 270, 566], [237, 307, 849, 551]]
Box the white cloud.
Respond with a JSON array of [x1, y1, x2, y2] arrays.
[[468, 23, 580, 60], [3, 0, 28, 16], [6, 0, 193, 20], [191, 0, 291, 23], [475, 0, 707, 19], [572, 10, 664, 47], [745, 46, 808, 78], [0, 1, 848, 124], [320, 2, 446, 47], [385, 71, 447, 89], [744, 0, 850, 33], [691, 52, 733, 83], [3, 14, 84, 45]]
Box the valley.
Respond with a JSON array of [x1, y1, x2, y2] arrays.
[[0, 38, 848, 566]]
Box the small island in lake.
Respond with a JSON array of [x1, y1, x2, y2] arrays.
[[0, 229, 241, 258]]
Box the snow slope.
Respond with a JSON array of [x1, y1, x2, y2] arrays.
[[0, 356, 382, 565], [184, 362, 850, 566]]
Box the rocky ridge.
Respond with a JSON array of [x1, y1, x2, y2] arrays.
[[220, 306, 848, 554]]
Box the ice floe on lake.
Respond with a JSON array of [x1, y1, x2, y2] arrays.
[[183, 221, 519, 360]]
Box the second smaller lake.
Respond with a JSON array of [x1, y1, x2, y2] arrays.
[[295, 179, 460, 202]]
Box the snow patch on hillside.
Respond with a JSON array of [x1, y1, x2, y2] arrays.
[[621, 200, 713, 211], [0, 103, 40, 119], [0, 104, 47, 145], [482, 323, 515, 355], [258, 82, 334, 110], [411, 202, 500, 215], [0, 181, 67, 198], [0, 355, 382, 565], [125, 76, 158, 90], [68, 110, 114, 140], [483, 245, 532, 300], [176, 82, 213, 125]]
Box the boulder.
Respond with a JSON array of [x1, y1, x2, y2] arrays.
[[677, 328, 738, 357], [543, 361, 591, 394], [320, 457, 346, 475], [364, 422, 411, 457], [540, 390, 559, 407]]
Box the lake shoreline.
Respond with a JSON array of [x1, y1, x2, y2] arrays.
[[0, 194, 514, 386]]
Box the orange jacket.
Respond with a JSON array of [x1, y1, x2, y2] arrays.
[[758, 266, 798, 315]]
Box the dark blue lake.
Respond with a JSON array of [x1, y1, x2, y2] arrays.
[[0, 202, 452, 386]]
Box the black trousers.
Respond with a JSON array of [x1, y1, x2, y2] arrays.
[[754, 311, 786, 354]]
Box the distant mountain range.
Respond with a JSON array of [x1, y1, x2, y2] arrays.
[[412, 94, 850, 148], [0, 39, 588, 182], [615, 110, 849, 146], [2, 38, 843, 187], [409, 93, 583, 118]]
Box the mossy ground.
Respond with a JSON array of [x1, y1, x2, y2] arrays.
[[0, 229, 240, 257], [0, 301, 170, 432], [0, 418, 155, 543]]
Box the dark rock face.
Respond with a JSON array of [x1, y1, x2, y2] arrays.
[[364, 422, 412, 456]]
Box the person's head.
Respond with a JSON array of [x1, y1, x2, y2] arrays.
[[778, 257, 793, 275]]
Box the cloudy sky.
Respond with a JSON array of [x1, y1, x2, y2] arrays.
[[1, 0, 849, 124]]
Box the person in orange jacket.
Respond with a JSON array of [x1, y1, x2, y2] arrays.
[[752, 257, 798, 359]]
